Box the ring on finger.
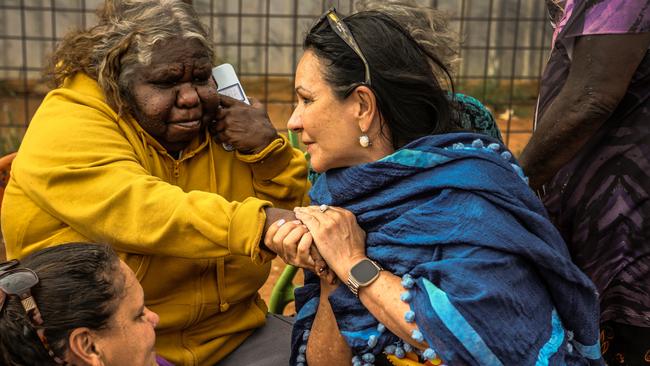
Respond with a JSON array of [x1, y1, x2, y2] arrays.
[[319, 204, 329, 213]]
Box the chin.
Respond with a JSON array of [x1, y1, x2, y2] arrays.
[[310, 153, 348, 173], [309, 159, 326, 173], [310, 160, 335, 173]]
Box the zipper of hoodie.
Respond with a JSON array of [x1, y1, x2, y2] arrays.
[[171, 159, 180, 183]]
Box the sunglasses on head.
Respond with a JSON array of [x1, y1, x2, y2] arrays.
[[0, 258, 18, 272], [310, 7, 371, 94], [0, 260, 66, 365]]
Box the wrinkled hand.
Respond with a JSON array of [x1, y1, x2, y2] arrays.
[[294, 206, 367, 280], [264, 216, 335, 283], [264, 219, 313, 268], [209, 95, 278, 154]]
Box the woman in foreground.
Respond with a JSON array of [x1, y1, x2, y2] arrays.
[[0, 243, 165, 366]]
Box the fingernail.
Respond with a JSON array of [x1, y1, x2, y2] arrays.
[[276, 219, 286, 227], [292, 220, 302, 224]]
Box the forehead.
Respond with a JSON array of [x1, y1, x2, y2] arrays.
[[148, 37, 210, 66], [296, 51, 326, 86], [113, 262, 141, 315], [119, 261, 140, 298]]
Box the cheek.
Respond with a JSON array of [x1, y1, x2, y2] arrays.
[[146, 323, 156, 342], [139, 321, 156, 349], [124, 324, 156, 362], [307, 109, 344, 142], [133, 86, 176, 123], [301, 107, 327, 137]]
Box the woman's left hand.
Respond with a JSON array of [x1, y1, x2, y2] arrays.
[[294, 205, 367, 280], [210, 95, 278, 154]]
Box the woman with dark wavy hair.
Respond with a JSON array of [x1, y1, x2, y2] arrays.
[[0, 243, 166, 366], [265, 5, 603, 366]]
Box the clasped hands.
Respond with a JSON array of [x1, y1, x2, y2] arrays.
[[264, 205, 367, 285]]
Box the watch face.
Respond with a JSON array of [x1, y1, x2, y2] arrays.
[[351, 259, 379, 283]]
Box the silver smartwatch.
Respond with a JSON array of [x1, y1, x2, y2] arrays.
[[346, 258, 383, 297]]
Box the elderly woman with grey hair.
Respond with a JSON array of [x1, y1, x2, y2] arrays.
[[1, 0, 311, 364]]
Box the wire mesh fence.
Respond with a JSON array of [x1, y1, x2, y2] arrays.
[[0, 0, 553, 156]]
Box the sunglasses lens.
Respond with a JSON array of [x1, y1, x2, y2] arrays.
[[0, 270, 38, 295], [313, 8, 371, 87], [0, 259, 19, 273]]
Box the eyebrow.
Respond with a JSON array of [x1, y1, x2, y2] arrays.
[[295, 86, 313, 94], [193, 63, 212, 74], [148, 63, 183, 76], [190, 49, 210, 59]]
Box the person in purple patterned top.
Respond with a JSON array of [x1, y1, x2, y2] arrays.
[[520, 0, 650, 364]]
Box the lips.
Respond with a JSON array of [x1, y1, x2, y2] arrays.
[[169, 120, 201, 129]]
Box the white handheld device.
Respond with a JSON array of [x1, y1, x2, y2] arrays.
[[211, 63, 250, 151]]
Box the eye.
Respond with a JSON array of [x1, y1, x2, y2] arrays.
[[135, 309, 147, 321], [193, 76, 210, 85], [151, 79, 177, 88], [193, 67, 212, 86], [298, 94, 313, 105]]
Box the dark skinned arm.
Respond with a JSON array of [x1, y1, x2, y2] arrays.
[[519, 32, 650, 190], [306, 280, 353, 366]]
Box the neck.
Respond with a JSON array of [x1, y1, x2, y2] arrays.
[[364, 134, 395, 163]]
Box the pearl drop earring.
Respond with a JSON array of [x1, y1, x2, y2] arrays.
[[359, 134, 371, 148]]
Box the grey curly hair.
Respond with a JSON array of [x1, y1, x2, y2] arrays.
[[355, 0, 460, 84], [47, 0, 214, 115]]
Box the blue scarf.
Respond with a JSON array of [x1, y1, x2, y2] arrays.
[[291, 133, 602, 366]]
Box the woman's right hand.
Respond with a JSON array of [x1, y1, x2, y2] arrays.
[[264, 222, 337, 283], [264, 218, 315, 269], [263, 210, 335, 281]]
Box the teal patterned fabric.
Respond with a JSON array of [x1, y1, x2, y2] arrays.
[[453, 93, 503, 142]]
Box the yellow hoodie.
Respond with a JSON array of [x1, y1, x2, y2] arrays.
[[1, 73, 310, 365]]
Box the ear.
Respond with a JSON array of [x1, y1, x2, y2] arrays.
[[68, 328, 103, 366], [350, 85, 378, 133]]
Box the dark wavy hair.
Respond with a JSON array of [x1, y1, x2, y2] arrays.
[[305, 10, 461, 149], [0, 243, 123, 365]]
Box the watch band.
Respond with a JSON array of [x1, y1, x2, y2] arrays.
[[346, 259, 383, 297]]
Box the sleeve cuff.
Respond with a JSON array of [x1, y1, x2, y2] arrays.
[[235, 135, 296, 181], [228, 197, 276, 264]]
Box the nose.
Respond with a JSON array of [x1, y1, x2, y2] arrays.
[[176, 83, 200, 108], [144, 307, 160, 328], [287, 108, 302, 132]]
